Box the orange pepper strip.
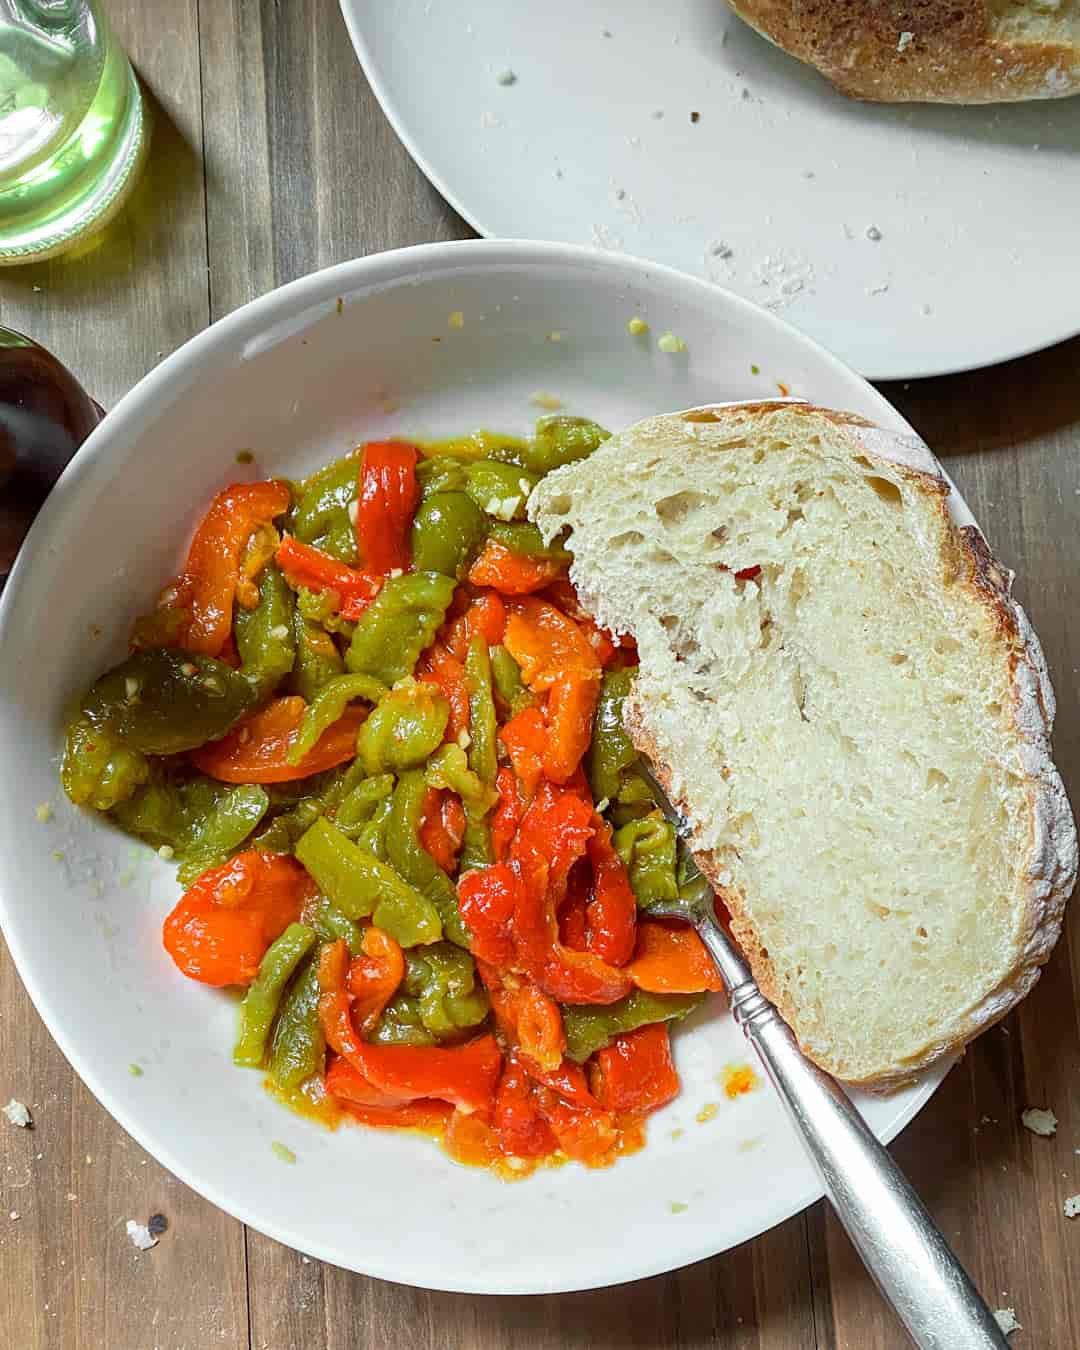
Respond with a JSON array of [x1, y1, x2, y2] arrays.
[[499, 706, 547, 801], [521, 1057, 598, 1109], [345, 926, 406, 1035], [589, 1023, 681, 1115], [417, 787, 466, 873], [441, 590, 507, 661], [162, 852, 310, 987], [354, 441, 419, 576], [503, 597, 602, 785], [515, 984, 566, 1074], [534, 1089, 619, 1165], [467, 541, 565, 595], [169, 480, 291, 657], [275, 533, 383, 620], [416, 642, 469, 740], [584, 818, 637, 967], [191, 696, 366, 783], [625, 921, 724, 994]]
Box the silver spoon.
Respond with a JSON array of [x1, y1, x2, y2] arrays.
[[640, 763, 1008, 1350]]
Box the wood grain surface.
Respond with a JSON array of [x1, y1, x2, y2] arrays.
[[1, 2, 1077, 1347]]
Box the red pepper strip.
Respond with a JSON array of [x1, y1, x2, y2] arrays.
[[558, 862, 589, 952], [625, 920, 724, 994], [490, 767, 522, 863], [458, 863, 518, 967], [442, 590, 506, 662], [418, 787, 466, 873], [499, 706, 547, 801], [325, 1056, 406, 1109], [515, 984, 565, 1073], [543, 675, 601, 785], [164, 480, 292, 657], [275, 533, 383, 620], [341, 1099, 454, 1133], [467, 541, 564, 595], [318, 956, 503, 1115], [191, 696, 366, 783], [492, 1056, 559, 1158], [162, 852, 311, 987], [354, 440, 419, 576], [584, 817, 637, 967], [520, 1056, 598, 1109], [589, 1023, 680, 1116], [475, 960, 521, 1042], [510, 785, 632, 1006], [535, 1088, 619, 1165], [346, 926, 406, 1034], [417, 642, 469, 740]]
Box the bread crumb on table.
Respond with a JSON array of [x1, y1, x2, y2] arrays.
[[1064, 1194, 1080, 1219], [3, 1099, 31, 1128], [993, 1308, 1022, 1336], [657, 331, 687, 354], [627, 316, 649, 336], [125, 1220, 158, 1251], [1021, 1106, 1057, 1137]]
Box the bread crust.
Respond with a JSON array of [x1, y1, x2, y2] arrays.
[[621, 403, 1076, 1090], [725, 0, 1080, 103]]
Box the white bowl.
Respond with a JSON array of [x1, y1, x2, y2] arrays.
[[0, 241, 950, 1294]]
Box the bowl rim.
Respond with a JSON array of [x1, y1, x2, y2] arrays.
[[0, 238, 947, 1292]]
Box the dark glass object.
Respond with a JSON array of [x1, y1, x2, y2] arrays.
[[0, 325, 101, 589]]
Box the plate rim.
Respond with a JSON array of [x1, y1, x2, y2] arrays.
[[0, 237, 950, 1293], [337, 0, 1080, 383]]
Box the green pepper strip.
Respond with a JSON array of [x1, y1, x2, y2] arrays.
[[385, 770, 470, 948], [295, 816, 441, 947], [410, 491, 488, 578], [291, 451, 360, 563], [613, 814, 680, 909], [402, 943, 490, 1039], [464, 635, 498, 786], [304, 894, 365, 954], [465, 459, 538, 521], [344, 572, 457, 686], [286, 673, 387, 765], [489, 644, 535, 718], [234, 923, 318, 1068], [336, 773, 396, 832], [486, 522, 572, 563], [522, 416, 610, 476], [586, 667, 638, 804], [268, 952, 327, 1089], [235, 564, 296, 702], [355, 685, 449, 776], [369, 994, 436, 1046], [287, 601, 344, 703], [562, 990, 704, 1064]]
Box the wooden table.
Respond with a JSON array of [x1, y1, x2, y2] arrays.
[[1, 3, 1077, 1346]]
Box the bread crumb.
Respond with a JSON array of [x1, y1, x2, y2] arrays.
[[272, 1141, 297, 1164], [9, 1210, 19, 1221], [126, 1220, 158, 1251], [35, 802, 52, 823], [897, 31, 914, 53], [670, 1201, 688, 1214], [657, 331, 687, 354], [530, 392, 562, 411], [994, 1309, 1021, 1336], [627, 316, 649, 336], [495, 68, 517, 86], [1062, 1194, 1080, 1218], [1021, 1107, 1057, 1137], [695, 1102, 718, 1123], [448, 310, 465, 329], [3, 1099, 31, 1128]]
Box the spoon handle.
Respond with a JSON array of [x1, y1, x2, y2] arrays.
[[693, 916, 1008, 1350]]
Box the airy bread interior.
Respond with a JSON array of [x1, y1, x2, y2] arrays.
[[531, 404, 1070, 1086]]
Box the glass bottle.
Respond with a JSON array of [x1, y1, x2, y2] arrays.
[[0, 0, 147, 264]]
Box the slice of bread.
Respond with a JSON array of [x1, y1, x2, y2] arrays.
[[530, 402, 1077, 1089], [725, 0, 1080, 103]]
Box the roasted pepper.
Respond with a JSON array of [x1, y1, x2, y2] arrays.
[[235, 563, 297, 702], [79, 649, 254, 756], [268, 951, 327, 1088], [344, 572, 457, 685], [489, 644, 535, 719], [354, 440, 419, 575], [463, 634, 498, 785], [385, 770, 469, 947], [354, 683, 449, 775], [465, 459, 537, 521], [291, 450, 361, 563], [613, 814, 680, 909], [586, 667, 638, 803], [402, 941, 490, 1040], [521, 415, 610, 476], [60, 717, 150, 810], [588, 1023, 680, 1115], [347, 925, 406, 1034], [561, 988, 704, 1063], [234, 922, 318, 1067], [410, 491, 487, 578], [287, 673, 385, 765], [467, 540, 564, 594], [276, 534, 382, 620], [626, 920, 723, 994], [192, 696, 366, 783], [584, 818, 637, 967], [295, 816, 442, 947], [423, 745, 499, 873]]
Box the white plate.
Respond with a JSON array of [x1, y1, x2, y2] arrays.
[[0, 241, 951, 1294], [341, 0, 1080, 381]]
